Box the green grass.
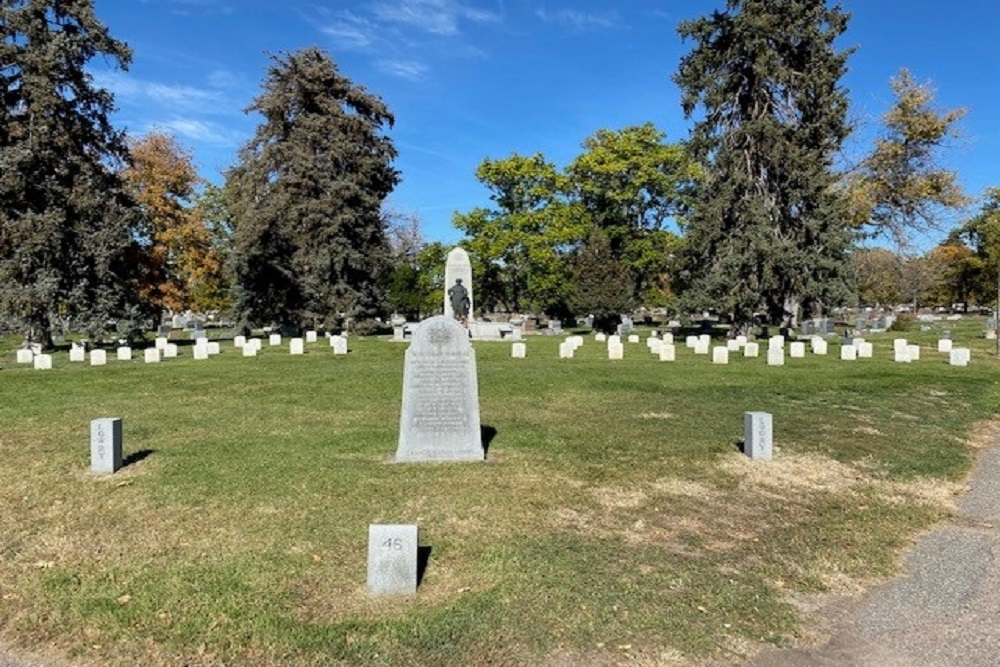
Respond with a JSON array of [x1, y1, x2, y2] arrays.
[[1, 321, 999, 666]]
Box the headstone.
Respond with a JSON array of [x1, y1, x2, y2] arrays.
[[269, 333, 282, 346], [242, 343, 258, 357], [648, 338, 663, 354], [769, 335, 785, 349], [155, 336, 169, 350], [193, 346, 209, 360], [511, 342, 526, 358], [89, 350, 107, 366], [950, 348, 971, 366], [234, 335, 247, 348], [90, 417, 122, 475], [726, 339, 741, 352], [558, 341, 574, 359], [743, 412, 773, 461], [894, 348, 911, 363], [694, 338, 710, 355], [789, 342, 806, 358], [69, 345, 86, 362], [987, 330, 998, 341], [171, 314, 186, 329], [116, 346, 132, 361], [163, 343, 178, 359], [893, 338, 908, 354], [608, 343, 624, 360], [332, 335, 348, 355], [396, 316, 483, 462], [712, 346, 729, 364], [812, 338, 828, 355], [907, 344, 921, 361], [607, 335, 621, 347], [393, 324, 406, 342], [191, 329, 207, 342], [33, 354, 53, 370], [658, 344, 676, 361], [367, 524, 418, 596], [743, 342, 760, 358], [840, 345, 857, 361], [595, 332, 607, 343], [444, 247, 474, 320], [16, 349, 33, 364], [937, 339, 953, 353], [157, 324, 172, 336], [290, 338, 305, 355], [144, 348, 161, 364], [305, 330, 318, 343], [207, 342, 221, 356], [766, 347, 784, 366], [661, 333, 674, 344], [735, 335, 748, 347], [685, 335, 698, 348], [857, 342, 873, 358], [568, 335, 584, 350]]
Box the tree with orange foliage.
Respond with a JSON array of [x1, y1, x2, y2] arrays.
[[122, 132, 225, 315]]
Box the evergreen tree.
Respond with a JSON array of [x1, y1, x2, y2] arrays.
[[0, 0, 144, 346], [673, 0, 856, 332], [227, 47, 398, 330]]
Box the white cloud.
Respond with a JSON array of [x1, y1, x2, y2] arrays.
[[94, 71, 226, 111], [372, 0, 500, 36], [536, 8, 619, 31], [147, 119, 243, 146], [377, 59, 430, 81], [320, 11, 376, 50]]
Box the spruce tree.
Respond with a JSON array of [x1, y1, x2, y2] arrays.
[[228, 48, 399, 330], [673, 0, 856, 332], [0, 1, 144, 346]]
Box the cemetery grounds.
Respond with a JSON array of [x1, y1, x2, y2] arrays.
[[1, 320, 999, 666]]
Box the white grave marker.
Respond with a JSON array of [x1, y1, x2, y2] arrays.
[[89, 350, 107, 366], [116, 346, 132, 361], [950, 348, 971, 366], [789, 342, 806, 358], [90, 417, 122, 475], [712, 346, 729, 364], [658, 344, 675, 361], [290, 338, 304, 355], [743, 342, 760, 358], [767, 347, 785, 366], [305, 331, 318, 343], [69, 345, 85, 362], [840, 345, 857, 361], [163, 343, 178, 359], [144, 348, 161, 364], [269, 333, 281, 346], [33, 354, 53, 370], [511, 343, 526, 358], [367, 524, 418, 596], [743, 412, 773, 460], [16, 349, 33, 364], [937, 339, 953, 353]]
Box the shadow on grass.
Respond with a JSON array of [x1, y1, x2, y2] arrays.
[[123, 449, 156, 468], [481, 424, 497, 456], [417, 545, 432, 587]]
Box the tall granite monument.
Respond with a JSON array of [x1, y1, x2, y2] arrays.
[[396, 315, 484, 462], [443, 247, 473, 321]]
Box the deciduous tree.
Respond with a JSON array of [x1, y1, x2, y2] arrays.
[[673, 0, 856, 332], [227, 47, 398, 329], [0, 0, 144, 346]]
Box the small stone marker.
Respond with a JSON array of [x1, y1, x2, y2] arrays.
[[331, 335, 348, 355], [812, 338, 828, 355], [69, 345, 86, 362], [33, 354, 53, 370], [367, 524, 418, 596], [207, 342, 221, 355], [766, 347, 784, 366], [789, 342, 806, 358], [16, 349, 33, 364], [907, 344, 921, 361], [938, 339, 953, 353], [685, 335, 698, 348], [568, 335, 584, 350], [116, 346, 132, 361], [743, 342, 760, 358], [894, 348, 911, 363], [558, 341, 574, 359], [269, 333, 281, 346], [857, 342, 873, 358], [694, 338, 710, 355], [234, 335, 246, 348], [627, 334, 640, 344], [608, 343, 624, 360], [290, 338, 304, 355], [608, 334, 621, 346], [90, 417, 122, 475], [769, 335, 785, 349], [242, 343, 258, 357], [155, 336, 169, 350], [893, 338, 908, 354], [193, 345, 209, 360], [662, 333, 674, 344], [648, 338, 663, 354], [396, 315, 483, 462], [743, 412, 773, 460], [726, 339, 741, 352], [163, 343, 178, 359], [950, 348, 970, 367], [712, 346, 729, 364], [511, 342, 526, 358], [305, 330, 318, 343], [89, 350, 107, 366], [658, 344, 675, 361], [144, 348, 161, 363], [734, 335, 747, 346], [594, 332, 607, 342], [840, 344, 857, 361]]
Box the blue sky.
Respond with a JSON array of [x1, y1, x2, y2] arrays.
[[94, 1, 1000, 248]]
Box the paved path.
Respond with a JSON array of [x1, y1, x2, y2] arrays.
[[745, 439, 1000, 667]]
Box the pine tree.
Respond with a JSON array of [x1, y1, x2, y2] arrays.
[[227, 48, 398, 330], [673, 0, 856, 332], [0, 0, 145, 346]]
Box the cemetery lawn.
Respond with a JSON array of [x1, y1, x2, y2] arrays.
[[2, 325, 1000, 666]]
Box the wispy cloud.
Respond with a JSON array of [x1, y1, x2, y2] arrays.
[[138, 0, 235, 16], [536, 8, 619, 31], [94, 71, 227, 112], [319, 10, 376, 50], [377, 59, 429, 81], [146, 119, 244, 146], [372, 0, 500, 36]]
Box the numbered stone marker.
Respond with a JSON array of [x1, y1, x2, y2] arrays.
[[90, 350, 107, 366], [511, 342, 526, 358], [90, 417, 122, 475], [368, 524, 418, 596], [396, 316, 483, 462], [658, 344, 675, 361], [743, 342, 760, 358], [712, 346, 729, 364], [289, 338, 304, 355], [269, 333, 282, 346], [789, 342, 806, 358], [117, 346, 132, 361], [744, 412, 773, 460], [234, 335, 247, 348], [938, 339, 953, 353], [305, 330, 318, 343], [16, 349, 33, 364]]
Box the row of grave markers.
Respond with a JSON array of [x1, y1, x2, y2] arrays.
[[14, 331, 350, 369]]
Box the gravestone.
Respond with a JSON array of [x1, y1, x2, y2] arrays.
[[290, 338, 304, 355], [608, 343, 624, 360], [662, 333, 674, 344], [766, 347, 784, 366], [509, 318, 524, 341], [242, 343, 257, 357], [116, 346, 132, 361], [694, 338, 710, 355], [594, 332, 607, 343], [907, 344, 921, 361], [269, 333, 282, 346], [812, 338, 828, 355], [685, 335, 698, 348], [163, 344, 178, 359], [306, 330, 318, 343], [627, 334, 640, 344], [89, 350, 107, 366], [857, 341, 873, 358], [33, 354, 53, 370], [789, 342, 806, 358], [938, 339, 953, 353], [90, 417, 122, 475], [234, 335, 247, 348], [396, 316, 483, 462], [511, 342, 526, 358], [726, 339, 741, 352], [207, 342, 221, 355], [950, 348, 970, 367], [193, 345, 209, 360], [69, 345, 86, 362], [712, 346, 729, 364], [331, 336, 348, 355], [144, 348, 161, 363], [648, 338, 663, 354], [155, 337, 169, 350], [743, 342, 760, 358], [743, 412, 773, 460], [367, 524, 418, 596], [893, 338, 908, 354], [16, 349, 33, 364], [444, 247, 473, 320], [658, 344, 675, 361], [558, 341, 574, 359], [840, 344, 857, 361], [608, 335, 621, 347], [894, 348, 911, 363]]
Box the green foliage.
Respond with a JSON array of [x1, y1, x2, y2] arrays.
[[0, 0, 147, 346], [227, 48, 398, 329], [953, 187, 1000, 305], [846, 69, 970, 248], [673, 0, 855, 331], [570, 230, 634, 332]]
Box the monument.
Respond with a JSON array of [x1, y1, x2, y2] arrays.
[[396, 316, 484, 462], [443, 247, 473, 321]]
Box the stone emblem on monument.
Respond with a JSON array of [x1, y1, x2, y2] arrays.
[[396, 315, 484, 462]]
